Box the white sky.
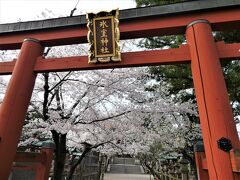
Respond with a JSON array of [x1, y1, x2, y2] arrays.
[[0, 0, 136, 23]]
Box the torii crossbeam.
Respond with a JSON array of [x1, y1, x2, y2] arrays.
[[0, 0, 240, 179]]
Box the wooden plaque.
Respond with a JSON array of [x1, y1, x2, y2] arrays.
[[86, 9, 121, 63]]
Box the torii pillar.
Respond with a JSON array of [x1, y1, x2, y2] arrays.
[[0, 38, 43, 179], [186, 20, 240, 179]]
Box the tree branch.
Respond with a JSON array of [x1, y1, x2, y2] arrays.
[[76, 111, 131, 125]]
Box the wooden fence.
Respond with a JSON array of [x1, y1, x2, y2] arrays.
[[142, 158, 196, 180], [65, 151, 105, 180]]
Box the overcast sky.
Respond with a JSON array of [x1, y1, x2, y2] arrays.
[[0, 0, 136, 23]]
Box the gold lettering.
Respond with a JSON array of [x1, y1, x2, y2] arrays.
[[101, 47, 110, 54], [101, 37, 109, 46], [100, 20, 108, 28], [101, 29, 107, 38]]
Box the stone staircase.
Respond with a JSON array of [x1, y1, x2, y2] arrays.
[[107, 157, 144, 174]]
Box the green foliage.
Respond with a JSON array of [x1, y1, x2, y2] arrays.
[[215, 30, 240, 101], [136, 0, 192, 100], [222, 61, 240, 102], [215, 30, 240, 43], [215, 30, 240, 122], [138, 35, 185, 49], [148, 65, 193, 97], [137, 141, 164, 179]]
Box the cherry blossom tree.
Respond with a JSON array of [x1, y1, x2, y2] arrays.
[[0, 41, 198, 179]]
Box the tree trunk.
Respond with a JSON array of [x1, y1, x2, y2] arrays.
[[52, 131, 67, 180], [66, 147, 91, 180], [143, 162, 160, 180]]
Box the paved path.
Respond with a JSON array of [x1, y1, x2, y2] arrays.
[[104, 173, 153, 180]]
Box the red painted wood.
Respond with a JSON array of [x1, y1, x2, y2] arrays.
[[12, 146, 54, 180], [0, 60, 16, 75], [14, 152, 46, 163], [0, 39, 43, 179], [11, 165, 37, 171], [230, 150, 240, 173], [0, 8, 240, 50], [217, 42, 240, 61], [34, 45, 190, 72], [187, 20, 240, 179], [0, 42, 239, 75], [36, 147, 54, 180], [195, 152, 209, 179]]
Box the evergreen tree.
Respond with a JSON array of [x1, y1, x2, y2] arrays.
[[137, 0, 240, 121]]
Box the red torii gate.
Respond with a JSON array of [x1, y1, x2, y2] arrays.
[[0, 1, 240, 179]]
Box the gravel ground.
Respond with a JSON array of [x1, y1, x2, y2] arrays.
[[104, 173, 153, 180]]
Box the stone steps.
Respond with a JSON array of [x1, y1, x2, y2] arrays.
[[108, 157, 144, 174], [108, 164, 144, 174]]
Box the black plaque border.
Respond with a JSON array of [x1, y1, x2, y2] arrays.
[[86, 9, 121, 64]]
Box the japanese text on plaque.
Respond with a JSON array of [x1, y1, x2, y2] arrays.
[[93, 16, 115, 58]]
